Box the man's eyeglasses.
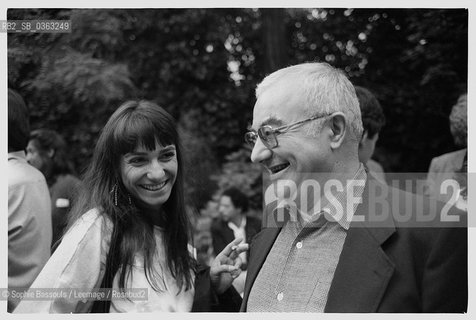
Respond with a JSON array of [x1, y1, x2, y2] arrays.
[[244, 114, 329, 149]]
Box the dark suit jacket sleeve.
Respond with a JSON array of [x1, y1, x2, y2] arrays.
[[421, 226, 467, 312], [192, 265, 242, 312]]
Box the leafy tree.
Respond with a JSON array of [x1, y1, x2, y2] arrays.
[[286, 8, 467, 171], [211, 147, 263, 210]]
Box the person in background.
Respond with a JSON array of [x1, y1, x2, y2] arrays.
[[354, 86, 386, 183], [242, 62, 467, 312], [425, 93, 467, 210], [8, 89, 52, 312], [15, 100, 247, 313], [26, 129, 82, 249], [211, 187, 261, 295]]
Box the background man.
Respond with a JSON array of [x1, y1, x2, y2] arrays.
[[211, 187, 261, 267], [211, 187, 261, 295], [242, 62, 467, 312], [8, 89, 52, 312], [26, 129, 82, 250], [425, 93, 467, 210], [354, 85, 386, 183]]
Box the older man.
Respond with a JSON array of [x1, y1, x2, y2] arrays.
[[241, 62, 467, 312]]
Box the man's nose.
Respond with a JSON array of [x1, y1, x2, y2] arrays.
[[147, 160, 166, 180], [250, 137, 272, 163]]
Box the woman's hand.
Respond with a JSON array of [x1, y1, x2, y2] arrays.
[[209, 238, 249, 295]]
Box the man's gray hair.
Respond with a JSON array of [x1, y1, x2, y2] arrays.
[[256, 62, 363, 141]]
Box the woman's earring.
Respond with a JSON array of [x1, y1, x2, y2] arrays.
[[110, 182, 132, 206], [110, 183, 118, 206]]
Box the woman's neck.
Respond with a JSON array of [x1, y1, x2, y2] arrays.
[[141, 206, 166, 228]]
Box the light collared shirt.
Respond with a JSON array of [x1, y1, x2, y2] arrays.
[[247, 165, 367, 312]]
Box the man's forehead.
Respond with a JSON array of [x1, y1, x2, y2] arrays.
[[220, 195, 233, 205], [251, 97, 286, 129], [251, 99, 305, 130], [251, 80, 306, 128]]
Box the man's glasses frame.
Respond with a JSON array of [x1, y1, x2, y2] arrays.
[[245, 114, 329, 149]]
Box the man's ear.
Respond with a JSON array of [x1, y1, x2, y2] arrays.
[[328, 112, 346, 149]]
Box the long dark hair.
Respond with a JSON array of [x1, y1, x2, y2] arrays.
[[67, 100, 195, 292]]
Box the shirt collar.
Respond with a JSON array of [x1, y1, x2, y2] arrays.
[[302, 163, 367, 230]]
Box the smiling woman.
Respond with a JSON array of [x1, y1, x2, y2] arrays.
[[14, 100, 247, 313], [120, 143, 178, 222]]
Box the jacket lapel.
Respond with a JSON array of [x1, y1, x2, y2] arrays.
[[324, 225, 395, 312], [240, 174, 397, 312], [240, 227, 281, 311], [325, 176, 396, 312]]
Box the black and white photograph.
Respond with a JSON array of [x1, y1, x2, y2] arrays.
[[4, 0, 472, 316]]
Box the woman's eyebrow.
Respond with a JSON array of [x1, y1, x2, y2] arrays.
[[125, 145, 176, 156], [123, 152, 146, 158], [161, 145, 176, 152]]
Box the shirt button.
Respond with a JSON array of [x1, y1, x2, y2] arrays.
[[296, 241, 303, 249], [277, 292, 284, 301]]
